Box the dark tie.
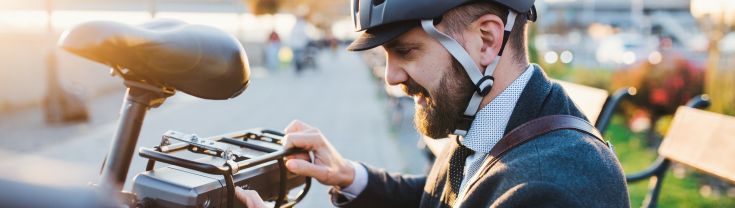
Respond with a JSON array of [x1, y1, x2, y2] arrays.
[[446, 143, 474, 205]]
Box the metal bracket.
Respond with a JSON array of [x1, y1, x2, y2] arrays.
[[225, 160, 239, 174], [163, 130, 241, 159]]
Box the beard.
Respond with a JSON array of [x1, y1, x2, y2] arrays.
[[402, 59, 475, 138]]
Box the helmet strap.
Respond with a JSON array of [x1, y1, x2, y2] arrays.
[[419, 9, 518, 136]]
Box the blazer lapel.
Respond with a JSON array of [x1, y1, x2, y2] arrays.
[[422, 137, 457, 208], [504, 64, 553, 134]]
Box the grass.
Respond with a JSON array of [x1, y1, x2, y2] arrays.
[[606, 115, 735, 207]]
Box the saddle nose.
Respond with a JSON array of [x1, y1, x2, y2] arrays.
[[58, 21, 147, 67], [58, 20, 250, 100]]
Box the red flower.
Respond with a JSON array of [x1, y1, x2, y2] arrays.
[[650, 88, 669, 105]]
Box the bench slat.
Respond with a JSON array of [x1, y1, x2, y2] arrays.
[[554, 80, 609, 124], [659, 106, 735, 183]]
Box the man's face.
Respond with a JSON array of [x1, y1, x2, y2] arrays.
[[382, 27, 474, 138]]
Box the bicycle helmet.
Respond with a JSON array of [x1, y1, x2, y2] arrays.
[[348, 0, 537, 136]]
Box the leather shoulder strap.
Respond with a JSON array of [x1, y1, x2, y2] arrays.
[[489, 115, 606, 159]]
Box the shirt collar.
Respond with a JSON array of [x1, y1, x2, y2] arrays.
[[460, 65, 534, 153]]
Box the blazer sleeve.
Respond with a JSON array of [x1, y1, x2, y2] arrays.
[[334, 162, 427, 208], [488, 182, 584, 208]]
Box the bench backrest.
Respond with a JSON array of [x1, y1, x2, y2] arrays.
[[554, 80, 609, 124], [658, 106, 735, 183]]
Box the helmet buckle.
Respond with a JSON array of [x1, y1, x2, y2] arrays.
[[475, 75, 494, 96]]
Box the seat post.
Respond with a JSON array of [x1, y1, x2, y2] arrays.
[[100, 81, 174, 190]]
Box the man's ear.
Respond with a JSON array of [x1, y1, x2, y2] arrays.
[[475, 14, 505, 67]]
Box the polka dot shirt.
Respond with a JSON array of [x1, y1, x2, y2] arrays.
[[455, 65, 534, 202]]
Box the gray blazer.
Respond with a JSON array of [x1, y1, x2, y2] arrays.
[[335, 65, 630, 207]]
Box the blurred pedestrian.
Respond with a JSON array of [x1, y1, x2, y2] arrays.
[[265, 30, 281, 72], [289, 16, 309, 75], [325, 33, 339, 57]]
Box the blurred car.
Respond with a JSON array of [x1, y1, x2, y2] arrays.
[[720, 32, 735, 55], [595, 33, 658, 66]]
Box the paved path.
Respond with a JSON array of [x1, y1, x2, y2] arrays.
[[0, 49, 427, 207]]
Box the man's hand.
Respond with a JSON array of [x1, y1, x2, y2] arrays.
[[235, 120, 355, 207], [235, 187, 267, 208], [283, 120, 355, 188]]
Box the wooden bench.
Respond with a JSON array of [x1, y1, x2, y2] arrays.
[[626, 100, 734, 208], [421, 80, 633, 157], [659, 106, 735, 184]]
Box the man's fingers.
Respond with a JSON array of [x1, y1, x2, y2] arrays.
[[235, 187, 266, 208], [284, 120, 314, 134], [283, 132, 323, 150], [285, 159, 329, 182], [285, 152, 310, 161]]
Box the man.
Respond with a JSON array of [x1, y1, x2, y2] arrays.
[[238, 0, 630, 207]]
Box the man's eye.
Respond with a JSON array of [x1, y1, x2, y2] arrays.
[[395, 48, 413, 56]]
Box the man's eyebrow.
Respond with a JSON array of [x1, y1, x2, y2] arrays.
[[383, 39, 403, 50], [384, 39, 421, 50]]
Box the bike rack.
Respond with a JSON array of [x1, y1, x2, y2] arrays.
[[138, 129, 311, 208]]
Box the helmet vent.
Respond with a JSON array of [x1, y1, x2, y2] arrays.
[[372, 0, 385, 6]]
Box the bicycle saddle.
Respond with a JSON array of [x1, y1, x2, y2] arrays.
[[58, 19, 249, 100]]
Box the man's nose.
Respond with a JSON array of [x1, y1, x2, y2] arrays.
[[384, 58, 408, 86]]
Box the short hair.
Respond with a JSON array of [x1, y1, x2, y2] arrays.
[[442, 2, 529, 66]]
